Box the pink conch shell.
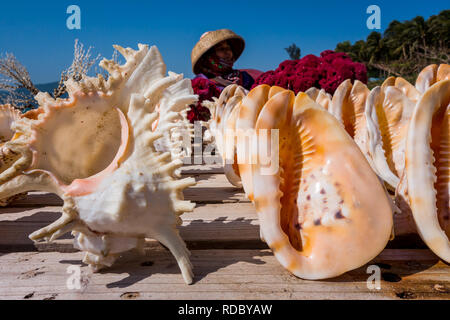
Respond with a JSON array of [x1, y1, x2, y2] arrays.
[[0, 44, 197, 284], [405, 80, 450, 262], [249, 86, 393, 279]]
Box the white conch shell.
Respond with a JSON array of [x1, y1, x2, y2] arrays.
[[152, 76, 197, 168], [405, 80, 450, 262], [0, 44, 197, 284], [250, 87, 393, 279], [208, 84, 247, 187]]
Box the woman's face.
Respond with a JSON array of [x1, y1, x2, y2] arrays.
[[214, 41, 234, 61]]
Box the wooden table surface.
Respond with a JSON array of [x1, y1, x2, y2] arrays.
[[0, 163, 449, 300]]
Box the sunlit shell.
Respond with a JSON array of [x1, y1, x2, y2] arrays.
[[248, 86, 393, 279], [416, 64, 450, 94], [0, 44, 197, 284], [329, 80, 373, 167], [315, 89, 332, 111], [365, 85, 416, 190], [208, 84, 247, 187], [236, 85, 277, 201], [405, 80, 450, 262]]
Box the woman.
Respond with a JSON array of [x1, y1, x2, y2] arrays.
[[191, 29, 261, 91]]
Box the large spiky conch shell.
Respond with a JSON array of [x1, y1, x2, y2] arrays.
[[239, 85, 393, 279], [0, 44, 197, 284], [208, 84, 247, 187], [404, 79, 450, 262]]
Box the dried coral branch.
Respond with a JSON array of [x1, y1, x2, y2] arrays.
[[0, 54, 38, 110], [54, 39, 101, 98], [0, 53, 39, 96]]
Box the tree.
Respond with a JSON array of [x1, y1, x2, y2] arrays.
[[335, 10, 449, 83], [285, 43, 301, 60]]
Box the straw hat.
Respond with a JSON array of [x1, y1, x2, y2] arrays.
[[191, 29, 245, 74]]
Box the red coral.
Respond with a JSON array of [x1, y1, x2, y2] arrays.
[[252, 50, 367, 95]]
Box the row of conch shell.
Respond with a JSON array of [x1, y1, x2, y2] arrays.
[[207, 84, 394, 279], [204, 63, 449, 277], [0, 44, 198, 284]]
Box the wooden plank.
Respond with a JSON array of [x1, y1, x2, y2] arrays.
[[0, 201, 426, 253], [4, 174, 247, 207], [0, 203, 261, 252], [0, 249, 448, 300], [181, 161, 224, 174]]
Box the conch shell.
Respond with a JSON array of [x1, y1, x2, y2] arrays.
[[0, 44, 197, 284], [404, 80, 450, 262], [208, 84, 247, 187], [0, 105, 27, 206], [329, 80, 373, 167], [306, 87, 332, 111], [415, 64, 450, 94], [365, 84, 416, 189], [246, 86, 394, 279]]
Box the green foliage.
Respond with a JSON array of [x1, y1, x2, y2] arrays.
[[335, 10, 449, 82], [285, 43, 301, 60]]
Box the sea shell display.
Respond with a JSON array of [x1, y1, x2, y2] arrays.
[[246, 85, 394, 279], [404, 79, 449, 262], [0, 44, 197, 284]]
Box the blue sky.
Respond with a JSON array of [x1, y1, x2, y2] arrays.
[[0, 0, 448, 84]]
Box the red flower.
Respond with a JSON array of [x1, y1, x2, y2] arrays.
[[191, 77, 221, 102], [188, 78, 220, 123], [253, 50, 367, 95]]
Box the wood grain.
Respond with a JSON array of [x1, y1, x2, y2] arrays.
[[0, 249, 448, 300]]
